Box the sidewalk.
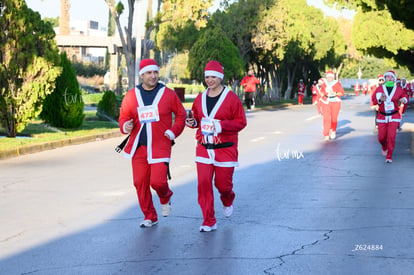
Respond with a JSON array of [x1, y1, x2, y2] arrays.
[[0, 130, 122, 160]]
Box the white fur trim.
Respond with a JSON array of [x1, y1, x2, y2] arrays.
[[205, 70, 224, 79], [122, 122, 129, 134], [213, 120, 222, 134], [164, 129, 175, 140], [139, 65, 159, 75]]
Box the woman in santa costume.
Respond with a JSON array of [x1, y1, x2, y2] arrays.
[[186, 60, 247, 232], [118, 58, 186, 228], [320, 70, 345, 141], [371, 70, 408, 163]]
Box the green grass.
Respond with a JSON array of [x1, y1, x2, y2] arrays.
[[82, 93, 104, 106], [0, 111, 119, 152]]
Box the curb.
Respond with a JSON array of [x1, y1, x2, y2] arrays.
[[0, 130, 122, 160]]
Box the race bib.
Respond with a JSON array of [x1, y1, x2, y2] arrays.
[[384, 101, 394, 113], [138, 106, 159, 123], [201, 117, 215, 136]]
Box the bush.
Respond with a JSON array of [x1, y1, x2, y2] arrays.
[[97, 91, 120, 121], [41, 52, 85, 128], [72, 61, 106, 77]]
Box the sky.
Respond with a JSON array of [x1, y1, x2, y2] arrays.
[[25, 0, 354, 31]]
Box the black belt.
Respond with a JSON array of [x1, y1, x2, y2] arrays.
[[379, 110, 398, 116], [200, 142, 234, 149]]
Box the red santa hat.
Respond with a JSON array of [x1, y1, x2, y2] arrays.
[[384, 70, 396, 81], [139, 59, 159, 75], [397, 78, 401, 83], [377, 74, 384, 81], [204, 60, 224, 79], [326, 71, 335, 78]]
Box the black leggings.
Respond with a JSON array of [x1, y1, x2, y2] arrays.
[[244, 92, 255, 110]]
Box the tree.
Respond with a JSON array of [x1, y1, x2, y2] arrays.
[[351, 9, 414, 72], [0, 0, 61, 137], [40, 52, 84, 128], [326, 0, 414, 73], [252, 0, 345, 99], [327, 0, 414, 30], [105, 0, 116, 70], [105, 0, 214, 90], [188, 27, 244, 85]]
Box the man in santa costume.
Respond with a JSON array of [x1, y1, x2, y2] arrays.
[[371, 70, 408, 163], [370, 74, 385, 131], [320, 71, 345, 141], [362, 81, 368, 96], [400, 78, 411, 115], [354, 82, 360, 96], [118, 58, 186, 227], [186, 60, 246, 232], [315, 78, 324, 115], [297, 79, 306, 105]]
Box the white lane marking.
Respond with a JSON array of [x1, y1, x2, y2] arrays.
[[306, 115, 321, 121], [251, 137, 265, 142]]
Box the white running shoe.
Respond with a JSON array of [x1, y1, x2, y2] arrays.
[[223, 205, 234, 218], [199, 223, 217, 232], [385, 159, 392, 163], [161, 201, 172, 217], [140, 219, 158, 228], [329, 130, 336, 140]]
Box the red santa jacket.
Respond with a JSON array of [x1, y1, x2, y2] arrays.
[[297, 83, 306, 96], [119, 84, 186, 162], [188, 87, 247, 167], [401, 81, 411, 97], [319, 79, 345, 104], [372, 85, 408, 123]]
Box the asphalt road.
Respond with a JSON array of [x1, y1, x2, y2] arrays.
[[1, 95, 414, 274]]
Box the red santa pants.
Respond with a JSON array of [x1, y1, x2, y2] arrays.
[[316, 100, 323, 115], [322, 101, 341, 136], [298, 94, 304, 104], [377, 121, 399, 160], [196, 163, 235, 226], [132, 146, 173, 222]]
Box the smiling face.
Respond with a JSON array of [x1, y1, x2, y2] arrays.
[[205, 75, 222, 90], [141, 70, 159, 90]]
